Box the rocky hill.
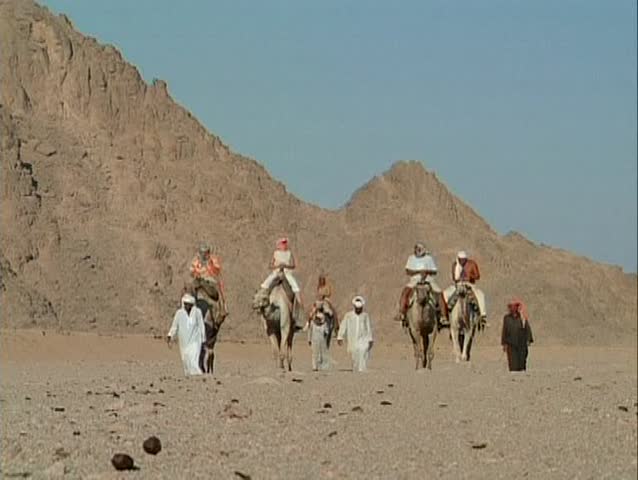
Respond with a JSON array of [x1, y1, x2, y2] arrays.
[[1, 0, 636, 345]]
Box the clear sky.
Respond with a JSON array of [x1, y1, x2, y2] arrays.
[[41, 0, 637, 271]]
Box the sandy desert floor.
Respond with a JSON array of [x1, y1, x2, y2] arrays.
[[1, 329, 636, 479]]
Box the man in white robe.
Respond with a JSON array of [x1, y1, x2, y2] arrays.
[[337, 296, 374, 372], [167, 294, 205, 376]]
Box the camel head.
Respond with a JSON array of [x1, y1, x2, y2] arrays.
[[252, 289, 270, 311]]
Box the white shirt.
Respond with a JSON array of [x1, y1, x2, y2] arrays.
[[273, 249, 292, 268], [337, 311, 373, 353], [405, 254, 437, 273], [167, 306, 205, 375]]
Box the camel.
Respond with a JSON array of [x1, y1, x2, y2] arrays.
[[252, 272, 300, 371], [449, 282, 482, 363], [190, 278, 225, 374], [405, 281, 438, 370]]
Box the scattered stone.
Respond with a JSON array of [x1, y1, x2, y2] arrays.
[[25, 396, 31, 401], [351, 406, 363, 412], [617, 405, 629, 412], [231, 398, 239, 404], [380, 400, 392, 406], [53, 406, 65, 412], [376, 390, 384, 394], [327, 431, 338, 438], [234, 471, 251, 479], [143, 436, 162, 455], [54, 447, 70, 459], [323, 402, 332, 409], [4, 471, 31, 478], [112, 392, 120, 398], [153, 401, 166, 407], [438, 402, 448, 408], [292, 378, 303, 383], [73, 431, 81, 436], [471, 442, 488, 449], [387, 383, 394, 388], [43, 461, 67, 477], [573, 376, 582, 381], [111, 453, 135, 471]]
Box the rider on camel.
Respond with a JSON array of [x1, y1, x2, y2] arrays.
[[443, 250, 486, 321], [190, 244, 228, 318], [395, 242, 447, 324]]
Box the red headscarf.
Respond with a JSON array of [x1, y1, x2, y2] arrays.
[[276, 237, 289, 251], [507, 298, 528, 321]]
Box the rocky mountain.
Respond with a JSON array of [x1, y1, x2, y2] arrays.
[[1, 0, 636, 345]]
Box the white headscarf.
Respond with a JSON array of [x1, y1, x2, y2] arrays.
[[352, 296, 365, 308], [181, 293, 196, 306]]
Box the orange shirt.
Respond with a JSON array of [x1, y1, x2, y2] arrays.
[[190, 255, 221, 279]]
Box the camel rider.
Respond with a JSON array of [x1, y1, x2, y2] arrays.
[[260, 237, 302, 304], [395, 242, 446, 323], [444, 251, 487, 320], [190, 244, 228, 318], [307, 274, 338, 327]]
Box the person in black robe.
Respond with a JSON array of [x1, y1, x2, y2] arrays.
[[501, 299, 533, 371]]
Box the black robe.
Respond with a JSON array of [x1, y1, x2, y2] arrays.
[[501, 313, 534, 371]]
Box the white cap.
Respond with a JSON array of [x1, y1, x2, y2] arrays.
[[181, 293, 196, 305], [457, 251, 468, 260], [352, 295, 365, 307]]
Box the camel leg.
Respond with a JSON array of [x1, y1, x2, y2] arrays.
[[207, 348, 214, 374], [427, 329, 436, 370], [450, 324, 462, 363], [286, 335, 293, 372], [421, 332, 428, 369], [461, 328, 471, 362], [268, 334, 280, 368], [408, 328, 420, 370]]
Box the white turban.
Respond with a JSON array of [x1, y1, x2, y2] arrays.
[[457, 251, 468, 260], [352, 295, 365, 307], [181, 293, 195, 305]]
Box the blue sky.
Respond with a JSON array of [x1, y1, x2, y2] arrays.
[[41, 0, 637, 271]]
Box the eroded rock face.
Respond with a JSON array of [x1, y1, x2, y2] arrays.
[[1, 0, 636, 344]]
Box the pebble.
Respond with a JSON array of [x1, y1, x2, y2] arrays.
[[111, 453, 135, 470], [143, 436, 162, 455]]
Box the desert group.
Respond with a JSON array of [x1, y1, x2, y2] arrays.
[[167, 238, 533, 376]]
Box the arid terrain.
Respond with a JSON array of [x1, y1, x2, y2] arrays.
[[1, 330, 637, 479], [1, 1, 637, 478], [0, 0, 636, 345]]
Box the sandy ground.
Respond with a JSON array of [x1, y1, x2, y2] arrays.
[[1, 330, 636, 479]]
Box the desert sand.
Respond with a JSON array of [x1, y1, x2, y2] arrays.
[[1, 330, 636, 479]]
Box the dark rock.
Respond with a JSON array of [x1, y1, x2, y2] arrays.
[[351, 406, 363, 412], [573, 376, 582, 381], [73, 431, 81, 436], [327, 431, 338, 438], [143, 436, 162, 455], [291, 378, 303, 383], [471, 442, 487, 449], [323, 402, 332, 409], [234, 471, 251, 479], [111, 453, 135, 470], [617, 405, 629, 412], [380, 400, 392, 406], [53, 407, 65, 412]]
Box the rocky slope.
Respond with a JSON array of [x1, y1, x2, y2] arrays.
[[1, 0, 636, 344]]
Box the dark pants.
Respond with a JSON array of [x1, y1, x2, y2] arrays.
[[506, 344, 528, 371]]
